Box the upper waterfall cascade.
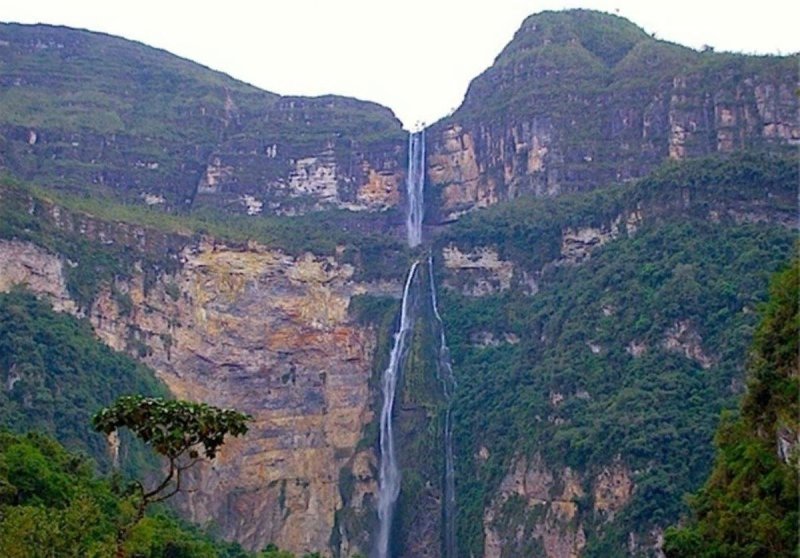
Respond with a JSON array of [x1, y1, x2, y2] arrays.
[[406, 130, 425, 248]]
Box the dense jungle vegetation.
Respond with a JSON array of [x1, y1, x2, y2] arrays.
[[664, 261, 798, 557]]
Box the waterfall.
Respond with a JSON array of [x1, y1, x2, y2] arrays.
[[428, 255, 457, 558], [406, 130, 425, 248], [376, 261, 419, 558], [376, 130, 457, 558], [376, 129, 426, 557]]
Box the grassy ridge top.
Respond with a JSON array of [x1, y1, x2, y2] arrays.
[[0, 23, 267, 137], [500, 9, 649, 67], [0, 22, 400, 138], [453, 9, 797, 123]]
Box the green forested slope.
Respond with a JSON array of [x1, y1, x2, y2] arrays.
[[0, 289, 165, 474], [0, 431, 262, 557], [0, 293, 325, 556], [431, 154, 796, 556], [664, 261, 798, 557]]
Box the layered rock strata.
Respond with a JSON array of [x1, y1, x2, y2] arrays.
[[0, 229, 394, 555]]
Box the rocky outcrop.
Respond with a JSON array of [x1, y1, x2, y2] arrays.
[[484, 454, 587, 558], [593, 459, 634, 522], [0, 240, 76, 313], [561, 211, 642, 264], [662, 320, 715, 369], [470, 331, 520, 348], [484, 454, 639, 558], [0, 235, 394, 556], [442, 245, 515, 296]]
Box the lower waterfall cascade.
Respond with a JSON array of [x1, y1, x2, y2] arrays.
[[376, 262, 420, 558]]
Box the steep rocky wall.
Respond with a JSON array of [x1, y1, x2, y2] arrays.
[[0, 109, 406, 216], [194, 126, 405, 215], [425, 13, 799, 221], [0, 231, 397, 556], [428, 73, 798, 221], [0, 239, 77, 313]]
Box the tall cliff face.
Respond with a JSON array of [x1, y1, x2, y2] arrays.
[[426, 10, 799, 220], [0, 187, 405, 555], [0, 24, 406, 215], [98, 243, 379, 554]]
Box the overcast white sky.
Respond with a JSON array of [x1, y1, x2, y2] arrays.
[[3, 0, 799, 129]]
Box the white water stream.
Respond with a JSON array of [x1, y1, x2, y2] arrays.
[[405, 130, 425, 247], [376, 261, 419, 558]]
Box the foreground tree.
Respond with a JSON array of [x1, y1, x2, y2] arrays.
[[92, 396, 251, 557]]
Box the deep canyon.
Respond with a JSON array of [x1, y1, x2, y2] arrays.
[[0, 9, 797, 558]]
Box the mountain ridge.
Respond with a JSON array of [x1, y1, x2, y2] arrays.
[[2, 11, 797, 222], [427, 11, 797, 221], [0, 21, 406, 215]]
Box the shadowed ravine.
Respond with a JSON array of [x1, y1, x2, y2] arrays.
[[429, 253, 457, 558]]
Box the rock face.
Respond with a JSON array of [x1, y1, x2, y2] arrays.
[[484, 454, 587, 558], [426, 10, 799, 221], [483, 454, 640, 558], [0, 239, 77, 314], [560, 210, 642, 264], [0, 24, 406, 215], [192, 98, 406, 215], [592, 459, 634, 522], [442, 245, 515, 296], [0, 230, 392, 556], [662, 320, 715, 369]]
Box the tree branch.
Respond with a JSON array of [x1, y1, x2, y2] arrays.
[[143, 457, 176, 501]]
